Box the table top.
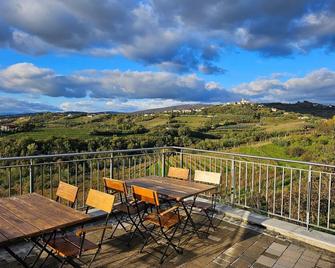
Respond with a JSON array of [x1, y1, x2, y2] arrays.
[[0, 193, 90, 247], [125, 176, 216, 201]]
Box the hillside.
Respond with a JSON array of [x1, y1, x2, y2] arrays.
[[1, 101, 333, 164]]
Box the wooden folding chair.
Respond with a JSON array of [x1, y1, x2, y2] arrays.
[[43, 189, 115, 268], [167, 167, 190, 180], [24, 182, 79, 266], [103, 177, 146, 243], [161, 167, 190, 206], [185, 170, 222, 234], [132, 185, 183, 264], [56, 181, 79, 207]]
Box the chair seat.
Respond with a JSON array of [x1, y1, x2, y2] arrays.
[[144, 212, 182, 229], [47, 233, 97, 257], [114, 201, 145, 214], [184, 200, 212, 210]]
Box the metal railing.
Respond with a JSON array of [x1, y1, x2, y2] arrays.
[[0, 146, 334, 233]]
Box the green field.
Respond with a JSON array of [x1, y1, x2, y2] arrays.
[[0, 103, 333, 165]]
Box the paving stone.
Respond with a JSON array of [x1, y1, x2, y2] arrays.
[[2, 218, 335, 268], [243, 246, 266, 260], [230, 257, 252, 268], [302, 249, 321, 259], [217, 253, 237, 263], [208, 235, 221, 242], [212, 258, 230, 267], [224, 246, 245, 257], [256, 255, 277, 267], [316, 259, 335, 268], [269, 242, 288, 253], [294, 259, 317, 268], [273, 264, 290, 268], [274, 258, 296, 268], [320, 254, 335, 262]]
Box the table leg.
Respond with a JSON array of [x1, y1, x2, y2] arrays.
[[181, 196, 200, 238]]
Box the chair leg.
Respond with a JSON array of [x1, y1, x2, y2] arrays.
[[59, 259, 66, 268], [159, 224, 183, 264], [204, 209, 216, 234], [39, 250, 51, 267], [108, 220, 120, 239], [128, 214, 146, 244], [88, 247, 101, 268], [139, 224, 156, 253]]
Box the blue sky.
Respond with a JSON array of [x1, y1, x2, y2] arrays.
[[0, 0, 335, 113]]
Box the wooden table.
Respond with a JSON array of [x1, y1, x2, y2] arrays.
[[125, 176, 216, 201], [126, 176, 217, 236], [0, 193, 91, 267]]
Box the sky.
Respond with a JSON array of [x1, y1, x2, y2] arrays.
[[0, 0, 335, 113]]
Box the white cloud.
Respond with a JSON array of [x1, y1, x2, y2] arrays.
[[0, 63, 233, 102], [232, 68, 335, 102], [60, 98, 197, 112]]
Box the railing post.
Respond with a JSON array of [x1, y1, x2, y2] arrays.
[[306, 165, 312, 230], [110, 153, 114, 179], [161, 149, 166, 177], [29, 159, 34, 193], [179, 149, 183, 168], [231, 158, 235, 205]]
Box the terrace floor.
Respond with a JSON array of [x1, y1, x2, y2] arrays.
[[1, 214, 335, 268]]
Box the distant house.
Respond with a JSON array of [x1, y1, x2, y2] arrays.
[[0, 124, 18, 132], [298, 116, 309, 120]]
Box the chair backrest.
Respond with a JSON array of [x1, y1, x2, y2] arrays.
[[56, 181, 79, 204], [167, 167, 190, 180], [132, 185, 159, 206], [103, 177, 127, 194], [86, 189, 115, 214], [194, 170, 221, 185]]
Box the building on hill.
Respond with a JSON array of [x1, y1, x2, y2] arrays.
[[0, 124, 18, 132]]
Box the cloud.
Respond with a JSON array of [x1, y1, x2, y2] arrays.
[[60, 98, 198, 113], [232, 68, 335, 102], [0, 97, 60, 114], [0, 63, 234, 102], [0, 1, 333, 72]]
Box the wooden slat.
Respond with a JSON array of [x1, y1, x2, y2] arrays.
[[132, 185, 159, 206], [0, 216, 25, 245], [0, 205, 39, 235], [86, 189, 115, 213], [0, 197, 57, 230], [194, 170, 221, 185], [56, 181, 79, 203], [103, 178, 127, 193], [20, 194, 87, 223], [167, 167, 190, 180]]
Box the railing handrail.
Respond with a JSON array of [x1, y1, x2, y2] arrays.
[[171, 146, 335, 169], [1, 145, 335, 169]]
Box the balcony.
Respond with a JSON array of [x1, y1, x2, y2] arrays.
[[0, 146, 335, 267]]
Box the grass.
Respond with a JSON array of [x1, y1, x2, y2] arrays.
[[174, 115, 210, 129], [8, 127, 92, 140], [263, 120, 306, 132], [137, 115, 169, 128], [231, 142, 292, 160]]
